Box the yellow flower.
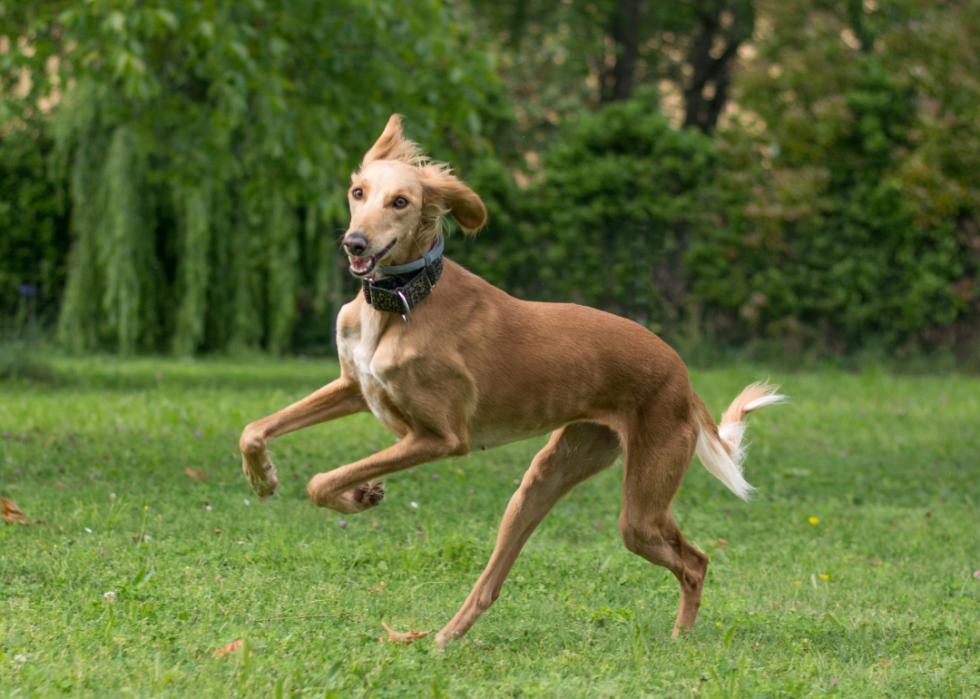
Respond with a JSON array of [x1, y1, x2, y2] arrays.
[[794, 580, 800, 584], [820, 574, 829, 580], [716, 622, 723, 627], [809, 517, 819, 525]]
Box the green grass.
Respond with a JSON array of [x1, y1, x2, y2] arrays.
[[1, 357, 979, 698]]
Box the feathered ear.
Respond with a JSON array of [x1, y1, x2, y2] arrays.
[[421, 164, 487, 234], [361, 114, 423, 167]]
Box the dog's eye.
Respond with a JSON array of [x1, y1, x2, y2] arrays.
[[351, 188, 363, 200], [393, 197, 408, 209]]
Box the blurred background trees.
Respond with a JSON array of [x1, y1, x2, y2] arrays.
[[2, 0, 979, 365], [1, 0, 505, 355]]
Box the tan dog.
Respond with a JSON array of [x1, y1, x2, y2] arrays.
[[239, 115, 784, 644]]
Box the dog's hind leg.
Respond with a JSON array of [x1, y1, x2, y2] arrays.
[[618, 416, 709, 638], [435, 422, 621, 645]]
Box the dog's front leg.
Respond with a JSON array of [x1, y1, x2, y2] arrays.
[[306, 431, 465, 514], [239, 378, 366, 501]]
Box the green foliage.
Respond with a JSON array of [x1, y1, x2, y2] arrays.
[[1, 357, 979, 695], [2, 0, 507, 355], [689, 0, 980, 356], [464, 0, 980, 361], [0, 125, 68, 334], [461, 0, 753, 140], [456, 0, 980, 358], [452, 100, 719, 332], [3, 0, 980, 361]]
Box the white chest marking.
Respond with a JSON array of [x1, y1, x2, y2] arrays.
[[338, 306, 404, 435], [354, 308, 387, 383], [338, 305, 387, 384]]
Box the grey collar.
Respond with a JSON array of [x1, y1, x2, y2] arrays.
[[375, 237, 445, 276]]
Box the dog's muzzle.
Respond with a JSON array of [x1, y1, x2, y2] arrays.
[[346, 237, 397, 277]]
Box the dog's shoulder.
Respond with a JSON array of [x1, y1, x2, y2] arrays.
[[336, 294, 367, 335]]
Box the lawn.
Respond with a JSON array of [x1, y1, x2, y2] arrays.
[[1, 357, 978, 698]]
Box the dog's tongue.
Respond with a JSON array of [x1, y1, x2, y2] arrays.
[[350, 256, 372, 273]]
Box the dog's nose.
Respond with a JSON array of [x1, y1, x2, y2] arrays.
[[343, 233, 369, 256]]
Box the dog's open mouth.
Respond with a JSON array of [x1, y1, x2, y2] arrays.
[[348, 239, 397, 277]]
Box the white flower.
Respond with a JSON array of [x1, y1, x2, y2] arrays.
[[244, 499, 250, 505], [11, 654, 27, 669], [84, 527, 93, 533], [410, 502, 418, 508], [103, 591, 116, 601], [109, 493, 116, 499], [206, 505, 212, 511]]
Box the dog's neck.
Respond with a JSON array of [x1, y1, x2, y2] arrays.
[[361, 237, 445, 321]]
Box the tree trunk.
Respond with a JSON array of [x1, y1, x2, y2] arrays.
[[601, 0, 642, 104], [683, 0, 755, 133]]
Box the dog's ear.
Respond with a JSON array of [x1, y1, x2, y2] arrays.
[[421, 165, 487, 234], [361, 114, 422, 167]]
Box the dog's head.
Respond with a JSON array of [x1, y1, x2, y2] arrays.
[[343, 114, 487, 277]]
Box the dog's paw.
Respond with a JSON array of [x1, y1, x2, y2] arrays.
[[246, 462, 280, 502], [434, 627, 462, 647], [307, 476, 383, 513], [352, 480, 385, 508]]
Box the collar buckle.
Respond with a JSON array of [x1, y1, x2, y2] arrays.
[[396, 290, 412, 323]]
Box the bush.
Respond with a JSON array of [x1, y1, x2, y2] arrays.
[[0, 127, 69, 334], [452, 99, 720, 335], [689, 58, 980, 358], [453, 91, 979, 362]]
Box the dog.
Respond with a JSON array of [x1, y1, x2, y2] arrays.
[[239, 114, 784, 645]]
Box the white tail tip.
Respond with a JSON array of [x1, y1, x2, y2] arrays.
[[696, 382, 786, 501]]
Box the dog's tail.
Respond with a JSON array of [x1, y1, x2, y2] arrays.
[[693, 381, 785, 501]]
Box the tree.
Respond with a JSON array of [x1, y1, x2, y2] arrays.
[[460, 0, 756, 141], [1, 0, 507, 354], [680, 0, 755, 132], [688, 0, 980, 355]]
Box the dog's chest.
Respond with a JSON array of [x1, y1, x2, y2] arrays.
[[338, 307, 407, 435]]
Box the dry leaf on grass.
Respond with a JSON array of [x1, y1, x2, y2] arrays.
[[1, 497, 30, 525], [185, 467, 210, 483], [378, 621, 433, 645], [212, 640, 252, 658]]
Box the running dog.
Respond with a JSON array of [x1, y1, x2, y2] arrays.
[[239, 115, 784, 644]]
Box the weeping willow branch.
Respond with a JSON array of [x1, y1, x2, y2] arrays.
[[100, 126, 161, 355], [172, 184, 212, 356], [266, 184, 299, 355], [57, 130, 104, 352], [37, 0, 498, 356]]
